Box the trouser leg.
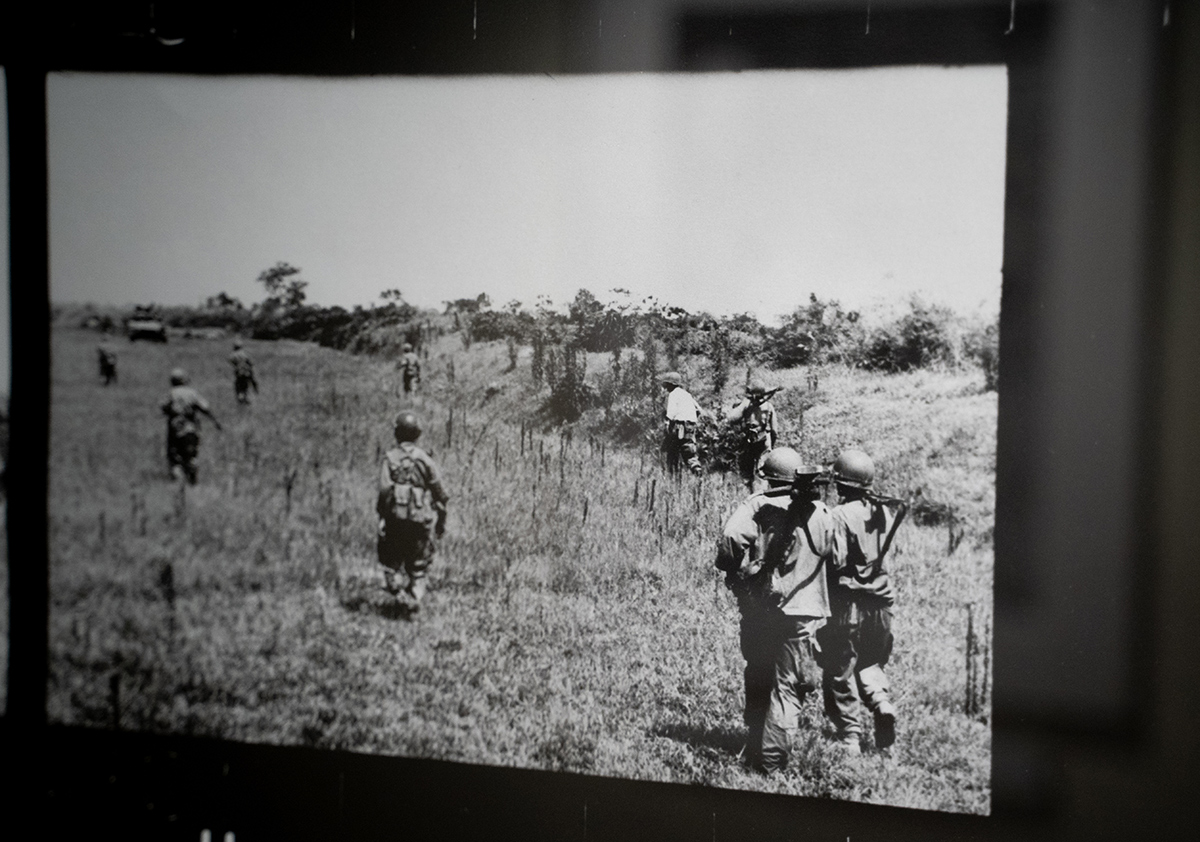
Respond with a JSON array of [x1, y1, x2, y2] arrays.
[[853, 604, 894, 711], [738, 443, 767, 489], [738, 608, 773, 765], [681, 437, 701, 474], [760, 630, 820, 773], [819, 604, 863, 738]]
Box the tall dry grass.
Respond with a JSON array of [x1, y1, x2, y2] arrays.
[[48, 326, 992, 814]]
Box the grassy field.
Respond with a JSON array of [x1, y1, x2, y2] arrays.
[[47, 325, 993, 814]]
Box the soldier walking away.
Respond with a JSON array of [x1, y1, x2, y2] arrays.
[[715, 447, 835, 773], [818, 449, 908, 756], [161, 368, 221, 484], [724, 380, 781, 491], [97, 338, 118, 386], [398, 343, 421, 395], [658, 371, 703, 477], [229, 340, 258, 405], [376, 411, 449, 612]]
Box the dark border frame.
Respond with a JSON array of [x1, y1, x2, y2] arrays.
[[6, 0, 1188, 837]]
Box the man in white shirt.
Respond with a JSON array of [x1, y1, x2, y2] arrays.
[[658, 371, 703, 476]]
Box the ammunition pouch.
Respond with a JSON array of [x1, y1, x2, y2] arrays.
[[668, 420, 694, 441]]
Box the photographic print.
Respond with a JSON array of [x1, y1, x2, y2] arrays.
[[47, 68, 1002, 814]]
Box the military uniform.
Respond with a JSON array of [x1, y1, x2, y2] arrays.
[[161, 384, 215, 483], [229, 347, 257, 404], [399, 351, 421, 395], [818, 496, 901, 750], [97, 343, 117, 386], [662, 382, 703, 476], [725, 397, 779, 489], [376, 441, 448, 601], [716, 485, 835, 772]]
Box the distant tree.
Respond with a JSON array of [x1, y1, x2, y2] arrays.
[[380, 288, 405, 304], [861, 296, 957, 373], [765, 293, 863, 368], [532, 329, 546, 387], [257, 262, 300, 299], [256, 262, 308, 310], [283, 279, 308, 308], [205, 292, 244, 310], [444, 293, 492, 315]]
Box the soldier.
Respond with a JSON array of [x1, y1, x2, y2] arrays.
[[818, 449, 908, 755], [398, 342, 421, 395], [658, 371, 703, 476], [724, 379, 781, 491], [161, 368, 221, 484], [97, 338, 118, 386], [229, 340, 258, 405], [715, 447, 835, 773], [376, 411, 449, 610]]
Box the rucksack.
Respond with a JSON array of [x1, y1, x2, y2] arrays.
[[384, 447, 436, 525]]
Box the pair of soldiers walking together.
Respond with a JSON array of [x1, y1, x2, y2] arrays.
[[717, 446, 904, 772], [658, 372, 781, 488]]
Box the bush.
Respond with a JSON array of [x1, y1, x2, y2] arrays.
[[962, 318, 999, 391], [861, 297, 958, 373], [763, 294, 864, 369]]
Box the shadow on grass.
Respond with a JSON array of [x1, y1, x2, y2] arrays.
[[651, 720, 745, 757], [339, 589, 418, 621]]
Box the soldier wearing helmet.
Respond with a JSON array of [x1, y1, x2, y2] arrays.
[[658, 371, 703, 477], [229, 340, 257, 405], [817, 448, 907, 755], [724, 379, 782, 491], [376, 410, 449, 609], [160, 368, 221, 484], [398, 342, 421, 396], [97, 336, 118, 386], [715, 446, 836, 773]]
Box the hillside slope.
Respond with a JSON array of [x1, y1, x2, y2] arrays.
[[47, 326, 993, 814]]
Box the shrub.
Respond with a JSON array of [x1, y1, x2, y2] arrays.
[[962, 318, 1000, 391], [763, 293, 864, 369], [861, 296, 958, 373]]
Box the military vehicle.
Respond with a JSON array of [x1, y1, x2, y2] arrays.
[[126, 305, 168, 343]]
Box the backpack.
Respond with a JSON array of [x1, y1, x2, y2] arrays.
[[384, 447, 436, 525]]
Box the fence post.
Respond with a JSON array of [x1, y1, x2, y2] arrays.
[[965, 602, 977, 716]]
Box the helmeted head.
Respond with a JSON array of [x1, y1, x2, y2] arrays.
[[393, 411, 423, 443], [657, 371, 683, 389], [832, 449, 875, 491], [758, 447, 805, 486], [746, 379, 769, 398], [233, 339, 243, 350], [170, 368, 189, 386], [402, 342, 413, 353]]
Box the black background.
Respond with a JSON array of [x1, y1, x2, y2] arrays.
[[6, 1, 1200, 838]]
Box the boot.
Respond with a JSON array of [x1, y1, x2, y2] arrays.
[[408, 577, 428, 602], [383, 570, 400, 595]]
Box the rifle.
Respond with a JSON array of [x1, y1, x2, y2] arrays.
[[748, 387, 782, 406], [865, 491, 908, 560]]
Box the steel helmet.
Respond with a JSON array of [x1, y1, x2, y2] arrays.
[[657, 371, 683, 388], [393, 411, 423, 442], [233, 339, 243, 350], [170, 368, 188, 386], [832, 449, 875, 489], [758, 447, 805, 484], [746, 379, 768, 397], [402, 342, 413, 352]]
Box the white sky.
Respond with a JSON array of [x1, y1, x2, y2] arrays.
[[47, 68, 1006, 326]]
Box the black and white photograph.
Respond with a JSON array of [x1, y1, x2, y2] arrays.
[[45, 67, 1003, 814]]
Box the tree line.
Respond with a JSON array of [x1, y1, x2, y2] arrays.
[[63, 262, 1000, 425]]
